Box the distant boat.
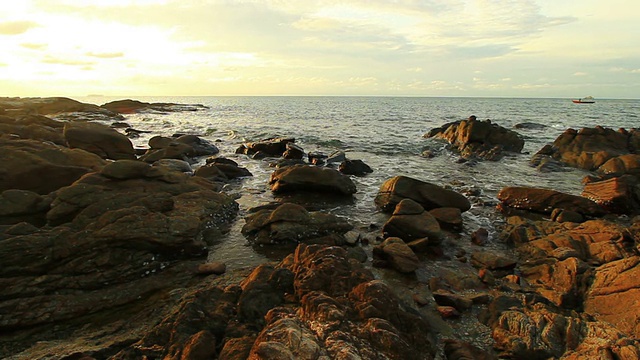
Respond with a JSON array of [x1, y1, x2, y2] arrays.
[[572, 96, 595, 104]]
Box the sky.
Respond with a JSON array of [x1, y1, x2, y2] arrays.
[[0, 0, 638, 98]]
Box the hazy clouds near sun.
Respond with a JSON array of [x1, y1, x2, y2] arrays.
[[0, 0, 638, 97]]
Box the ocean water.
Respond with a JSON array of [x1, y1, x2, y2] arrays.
[[82, 96, 640, 267]]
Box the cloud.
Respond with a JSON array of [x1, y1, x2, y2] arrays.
[[87, 51, 125, 58], [0, 21, 39, 35], [42, 56, 96, 66], [21, 43, 48, 50], [573, 72, 588, 76]]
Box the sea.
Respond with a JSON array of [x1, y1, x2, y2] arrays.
[[80, 96, 640, 269]]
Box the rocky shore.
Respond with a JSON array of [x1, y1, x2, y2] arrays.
[[2, 98, 640, 359]]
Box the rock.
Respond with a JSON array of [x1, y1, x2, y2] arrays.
[[140, 135, 219, 163], [584, 256, 640, 337], [382, 199, 442, 241], [513, 122, 548, 130], [339, 159, 373, 176], [432, 290, 473, 311], [101, 159, 151, 180], [282, 142, 304, 160], [503, 217, 633, 266], [425, 117, 524, 160], [0, 189, 51, 226], [520, 256, 591, 308], [497, 186, 606, 217], [152, 159, 193, 173], [63, 121, 136, 160], [0, 137, 106, 195], [0, 96, 121, 120], [375, 176, 471, 213], [241, 203, 353, 244], [599, 154, 640, 176], [236, 137, 295, 157], [480, 296, 640, 359], [444, 339, 497, 360], [582, 175, 639, 214], [101, 99, 208, 114], [535, 126, 640, 171], [373, 237, 420, 273], [470, 251, 517, 271], [195, 162, 252, 182], [0, 114, 65, 144], [196, 261, 226, 275], [269, 164, 357, 196], [437, 306, 460, 318], [429, 207, 463, 231], [326, 150, 346, 164], [550, 208, 585, 223], [471, 227, 489, 245]]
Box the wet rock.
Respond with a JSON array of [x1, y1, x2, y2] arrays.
[[375, 175, 471, 213], [497, 186, 606, 217], [599, 154, 640, 176], [141, 135, 219, 163], [63, 121, 136, 160], [195, 162, 252, 182], [433, 290, 473, 311], [471, 227, 489, 245], [269, 164, 357, 196], [282, 142, 304, 160], [196, 261, 226, 275], [241, 203, 353, 245], [425, 116, 524, 160], [0, 137, 106, 195], [339, 159, 373, 176], [429, 207, 463, 231], [373, 237, 420, 273], [236, 137, 295, 157], [382, 199, 442, 242]]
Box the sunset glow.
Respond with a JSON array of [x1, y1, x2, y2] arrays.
[[1, 0, 638, 98]]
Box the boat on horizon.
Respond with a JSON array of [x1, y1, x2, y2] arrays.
[[572, 96, 595, 104]]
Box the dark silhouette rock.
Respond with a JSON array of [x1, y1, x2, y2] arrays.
[[339, 159, 373, 176]]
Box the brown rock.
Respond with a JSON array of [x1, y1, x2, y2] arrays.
[[197, 261, 226, 275], [373, 237, 420, 273], [63, 121, 135, 160], [375, 175, 471, 213], [269, 164, 356, 196], [497, 186, 606, 217], [582, 175, 639, 214]]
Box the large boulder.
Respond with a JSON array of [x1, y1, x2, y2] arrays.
[[534, 126, 640, 172], [63, 121, 136, 160], [375, 176, 470, 213], [497, 186, 606, 217], [0, 137, 106, 195], [425, 116, 524, 160], [0, 160, 238, 332], [269, 164, 357, 196]]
